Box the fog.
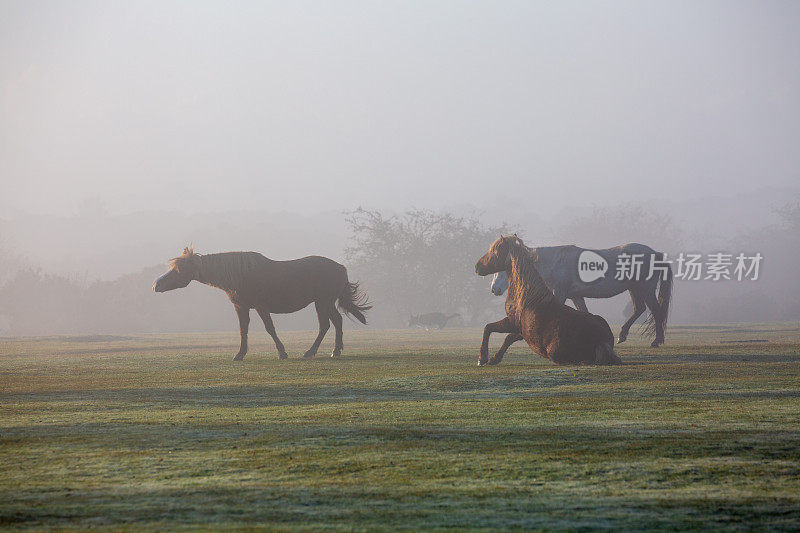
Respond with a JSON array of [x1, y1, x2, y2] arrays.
[[1, 1, 798, 335]]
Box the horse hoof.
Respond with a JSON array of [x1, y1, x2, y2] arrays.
[[330, 349, 341, 358], [617, 336, 626, 344], [233, 353, 245, 361], [650, 340, 661, 348], [302, 351, 315, 359], [478, 360, 488, 366], [278, 352, 288, 360]]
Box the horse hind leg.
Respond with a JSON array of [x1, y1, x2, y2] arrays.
[[618, 290, 646, 344], [643, 291, 664, 348], [303, 301, 331, 359], [328, 303, 344, 358]]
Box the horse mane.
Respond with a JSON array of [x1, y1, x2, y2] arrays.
[[168, 245, 197, 270], [171, 246, 265, 292], [506, 236, 555, 310]]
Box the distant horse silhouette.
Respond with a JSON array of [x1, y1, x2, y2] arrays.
[[408, 312, 460, 330], [153, 246, 371, 360], [475, 236, 620, 366]]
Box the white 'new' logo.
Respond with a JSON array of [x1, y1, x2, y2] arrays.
[[578, 250, 608, 283]]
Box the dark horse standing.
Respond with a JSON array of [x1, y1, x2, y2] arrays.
[[475, 236, 620, 366], [153, 246, 371, 360]]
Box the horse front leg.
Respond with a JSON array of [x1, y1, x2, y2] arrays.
[[479, 317, 514, 366], [233, 304, 250, 361], [256, 306, 287, 359], [489, 333, 523, 365]]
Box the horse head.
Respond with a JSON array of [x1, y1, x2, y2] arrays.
[[153, 245, 200, 292], [490, 271, 509, 295], [475, 235, 521, 276]]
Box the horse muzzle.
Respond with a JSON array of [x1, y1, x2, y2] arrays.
[[153, 272, 169, 292]]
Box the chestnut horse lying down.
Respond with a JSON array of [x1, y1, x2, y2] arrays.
[[153, 246, 371, 360], [475, 236, 620, 366]]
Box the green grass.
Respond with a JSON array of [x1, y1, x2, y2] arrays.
[[2, 323, 800, 531]]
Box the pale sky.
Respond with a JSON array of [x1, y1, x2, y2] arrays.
[[1, 0, 798, 216]]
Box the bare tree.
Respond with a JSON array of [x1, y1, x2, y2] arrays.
[[344, 208, 511, 327], [776, 201, 800, 232]]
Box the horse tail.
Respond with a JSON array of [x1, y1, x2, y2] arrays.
[[337, 279, 372, 325], [595, 342, 621, 365], [643, 254, 673, 338]]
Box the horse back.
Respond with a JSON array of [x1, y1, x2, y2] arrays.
[[556, 243, 662, 298], [518, 302, 615, 365], [236, 255, 348, 312]]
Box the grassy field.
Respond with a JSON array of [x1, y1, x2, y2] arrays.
[[1, 323, 800, 531]]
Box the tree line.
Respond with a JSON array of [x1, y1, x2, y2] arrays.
[[1, 204, 798, 335], [0, 209, 511, 334]]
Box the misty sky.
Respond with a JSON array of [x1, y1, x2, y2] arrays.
[[1, 1, 798, 217]]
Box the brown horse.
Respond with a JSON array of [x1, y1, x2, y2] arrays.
[[475, 236, 620, 366], [153, 246, 371, 360]]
